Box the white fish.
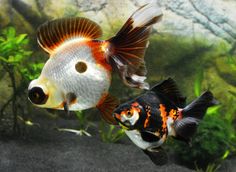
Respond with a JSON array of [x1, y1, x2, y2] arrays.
[[28, 4, 163, 124]]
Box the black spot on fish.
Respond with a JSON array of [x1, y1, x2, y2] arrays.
[[75, 61, 87, 73]]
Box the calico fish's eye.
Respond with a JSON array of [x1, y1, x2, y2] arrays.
[[126, 110, 132, 118], [28, 87, 48, 105], [75, 61, 87, 73]]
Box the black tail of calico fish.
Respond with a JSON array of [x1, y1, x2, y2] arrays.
[[107, 4, 163, 90], [174, 91, 218, 142]]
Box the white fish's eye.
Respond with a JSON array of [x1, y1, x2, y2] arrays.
[[75, 61, 87, 73], [28, 86, 48, 105]]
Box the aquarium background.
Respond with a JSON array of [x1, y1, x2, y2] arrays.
[[0, 0, 236, 171]]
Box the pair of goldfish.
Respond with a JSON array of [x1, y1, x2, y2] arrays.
[[28, 4, 217, 165]]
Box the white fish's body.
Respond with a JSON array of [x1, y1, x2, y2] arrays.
[[28, 3, 163, 124], [40, 41, 111, 110]]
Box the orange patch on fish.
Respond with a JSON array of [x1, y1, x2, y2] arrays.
[[144, 107, 151, 128], [54, 101, 66, 109], [159, 104, 167, 133], [114, 113, 121, 120], [88, 41, 112, 71], [169, 109, 178, 120], [131, 102, 140, 107]]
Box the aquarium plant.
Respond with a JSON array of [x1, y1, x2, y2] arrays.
[[99, 121, 125, 143], [0, 27, 42, 134]]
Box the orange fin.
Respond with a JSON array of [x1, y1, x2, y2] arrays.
[[107, 4, 162, 89], [37, 17, 102, 54], [96, 93, 119, 125]]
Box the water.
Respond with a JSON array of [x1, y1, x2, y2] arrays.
[[0, 0, 235, 171]]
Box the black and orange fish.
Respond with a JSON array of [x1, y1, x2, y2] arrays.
[[113, 78, 218, 165]]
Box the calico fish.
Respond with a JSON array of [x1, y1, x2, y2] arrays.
[[113, 78, 218, 165], [28, 4, 163, 124]]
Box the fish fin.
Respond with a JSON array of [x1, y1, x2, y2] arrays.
[[143, 147, 168, 166], [63, 92, 77, 115], [63, 102, 70, 115], [37, 17, 102, 54], [107, 3, 162, 89], [151, 78, 186, 108], [174, 91, 218, 142], [96, 93, 119, 125], [140, 131, 161, 142], [182, 91, 218, 119], [174, 117, 199, 143]]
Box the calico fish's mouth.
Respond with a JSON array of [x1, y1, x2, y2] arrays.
[[113, 113, 132, 130], [123, 121, 131, 127]]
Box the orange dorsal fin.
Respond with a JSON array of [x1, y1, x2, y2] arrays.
[[96, 94, 119, 125], [37, 17, 102, 54]]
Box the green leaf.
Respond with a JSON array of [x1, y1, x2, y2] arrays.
[[0, 56, 8, 62], [16, 34, 27, 44], [4, 27, 16, 38], [194, 69, 204, 97], [206, 105, 221, 115], [7, 56, 17, 63], [228, 90, 236, 97], [221, 150, 230, 160]]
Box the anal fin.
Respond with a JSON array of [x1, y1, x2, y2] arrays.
[[96, 93, 119, 125], [143, 147, 168, 166]]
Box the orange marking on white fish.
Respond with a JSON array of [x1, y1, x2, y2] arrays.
[[159, 104, 167, 133], [88, 41, 112, 71], [54, 101, 65, 109]]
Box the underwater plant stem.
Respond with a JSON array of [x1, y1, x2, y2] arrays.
[[8, 66, 18, 134], [0, 81, 25, 118], [0, 97, 13, 119]]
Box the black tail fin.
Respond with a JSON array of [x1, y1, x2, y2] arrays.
[[107, 3, 163, 90], [174, 91, 218, 142], [182, 91, 218, 119]]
